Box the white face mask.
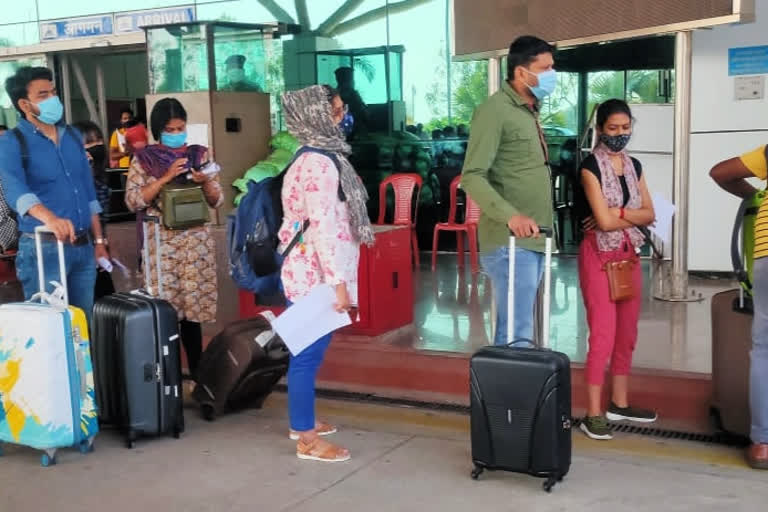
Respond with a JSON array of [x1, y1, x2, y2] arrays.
[[227, 69, 246, 83]]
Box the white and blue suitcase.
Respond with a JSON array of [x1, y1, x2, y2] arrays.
[[0, 227, 98, 466]]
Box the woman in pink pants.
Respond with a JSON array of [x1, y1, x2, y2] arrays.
[[577, 99, 657, 440]]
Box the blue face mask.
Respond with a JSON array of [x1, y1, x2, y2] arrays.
[[33, 96, 64, 125], [524, 68, 557, 100], [161, 131, 187, 149], [339, 112, 355, 137]]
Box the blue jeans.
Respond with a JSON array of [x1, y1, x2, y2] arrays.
[[286, 300, 334, 431], [751, 257, 768, 444], [15, 236, 97, 327], [480, 246, 544, 346]]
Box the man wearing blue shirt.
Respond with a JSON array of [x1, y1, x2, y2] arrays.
[[0, 67, 109, 321]]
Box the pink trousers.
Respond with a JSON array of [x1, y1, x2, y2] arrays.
[[578, 232, 643, 386]]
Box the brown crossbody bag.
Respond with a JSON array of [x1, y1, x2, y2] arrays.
[[603, 225, 659, 302], [604, 257, 637, 302]]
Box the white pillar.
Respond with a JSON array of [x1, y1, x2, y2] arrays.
[[61, 56, 72, 125], [670, 31, 693, 300], [96, 61, 107, 137], [488, 57, 500, 96]]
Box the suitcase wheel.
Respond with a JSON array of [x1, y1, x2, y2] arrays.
[[126, 430, 137, 449], [41, 451, 57, 467], [173, 426, 182, 439], [470, 465, 484, 480], [542, 475, 561, 493], [201, 403, 216, 422], [78, 438, 95, 454]]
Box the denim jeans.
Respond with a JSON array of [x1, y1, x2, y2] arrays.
[[751, 257, 768, 444], [15, 236, 97, 327], [285, 300, 334, 431], [480, 246, 544, 346]]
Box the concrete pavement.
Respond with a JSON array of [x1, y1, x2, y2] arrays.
[[1, 394, 766, 512]]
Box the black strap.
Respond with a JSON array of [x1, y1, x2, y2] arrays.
[[280, 219, 310, 259], [11, 128, 29, 173]]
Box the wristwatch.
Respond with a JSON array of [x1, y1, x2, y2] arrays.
[[95, 237, 109, 246]]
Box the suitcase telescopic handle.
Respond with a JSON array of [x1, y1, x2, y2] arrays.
[[507, 226, 553, 350], [34, 226, 69, 306], [508, 226, 554, 238], [142, 216, 163, 297]]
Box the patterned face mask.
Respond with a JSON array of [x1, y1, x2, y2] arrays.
[[600, 133, 631, 153]]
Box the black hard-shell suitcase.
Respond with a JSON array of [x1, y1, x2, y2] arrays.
[[470, 228, 572, 492], [193, 312, 289, 421], [92, 217, 184, 448]]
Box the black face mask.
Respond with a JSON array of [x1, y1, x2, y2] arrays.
[[599, 133, 631, 153], [87, 144, 106, 170]]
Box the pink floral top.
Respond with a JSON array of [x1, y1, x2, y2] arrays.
[[278, 152, 360, 303]]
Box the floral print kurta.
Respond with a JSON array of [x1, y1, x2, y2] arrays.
[[125, 158, 223, 323], [278, 152, 360, 303]]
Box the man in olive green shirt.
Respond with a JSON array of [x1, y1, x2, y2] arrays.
[[461, 35, 555, 346]]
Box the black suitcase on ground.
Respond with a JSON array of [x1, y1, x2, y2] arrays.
[[92, 217, 184, 448], [470, 228, 572, 492], [193, 312, 289, 421]]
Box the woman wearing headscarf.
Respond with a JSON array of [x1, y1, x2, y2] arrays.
[[124, 98, 223, 380], [279, 85, 374, 463]]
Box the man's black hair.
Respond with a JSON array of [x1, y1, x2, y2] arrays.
[[4, 66, 55, 119], [507, 36, 555, 80], [120, 107, 134, 118]]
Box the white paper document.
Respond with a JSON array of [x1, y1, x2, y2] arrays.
[[271, 284, 351, 356], [649, 193, 676, 247]]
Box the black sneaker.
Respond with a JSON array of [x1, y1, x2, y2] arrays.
[[606, 402, 658, 423], [580, 416, 613, 440]]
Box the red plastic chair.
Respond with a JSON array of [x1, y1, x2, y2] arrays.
[[431, 175, 481, 273], [376, 173, 423, 267]]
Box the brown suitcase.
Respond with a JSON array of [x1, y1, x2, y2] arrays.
[[711, 289, 752, 438], [192, 312, 288, 421]]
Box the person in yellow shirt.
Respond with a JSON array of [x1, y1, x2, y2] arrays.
[[109, 108, 134, 168], [711, 146, 768, 470]]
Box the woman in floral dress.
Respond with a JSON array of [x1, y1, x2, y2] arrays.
[[125, 98, 223, 379], [279, 85, 374, 463]]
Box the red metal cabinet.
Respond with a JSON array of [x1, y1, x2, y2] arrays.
[[238, 225, 413, 336]]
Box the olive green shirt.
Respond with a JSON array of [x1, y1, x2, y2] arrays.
[[461, 81, 554, 253]]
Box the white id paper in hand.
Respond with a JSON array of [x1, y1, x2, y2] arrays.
[[648, 192, 676, 247], [271, 284, 352, 356]]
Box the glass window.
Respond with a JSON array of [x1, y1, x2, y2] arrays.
[[626, 69, 674, 104], [146, 24, 210, 94], [317, 54, 351, 87], [212, 25, 267, 92], [388, 0, 450, 131], [0, 56, 46, 128], [587, 71, 626, 118], [450, 60, 488, 126]]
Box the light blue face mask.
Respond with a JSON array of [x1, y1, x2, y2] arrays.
[[33, 96, 64, 125], [161, 131, 187, 149], [524, 68, 557, 100]]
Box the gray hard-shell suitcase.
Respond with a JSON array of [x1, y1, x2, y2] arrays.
[[92, 217, 184, 448]]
